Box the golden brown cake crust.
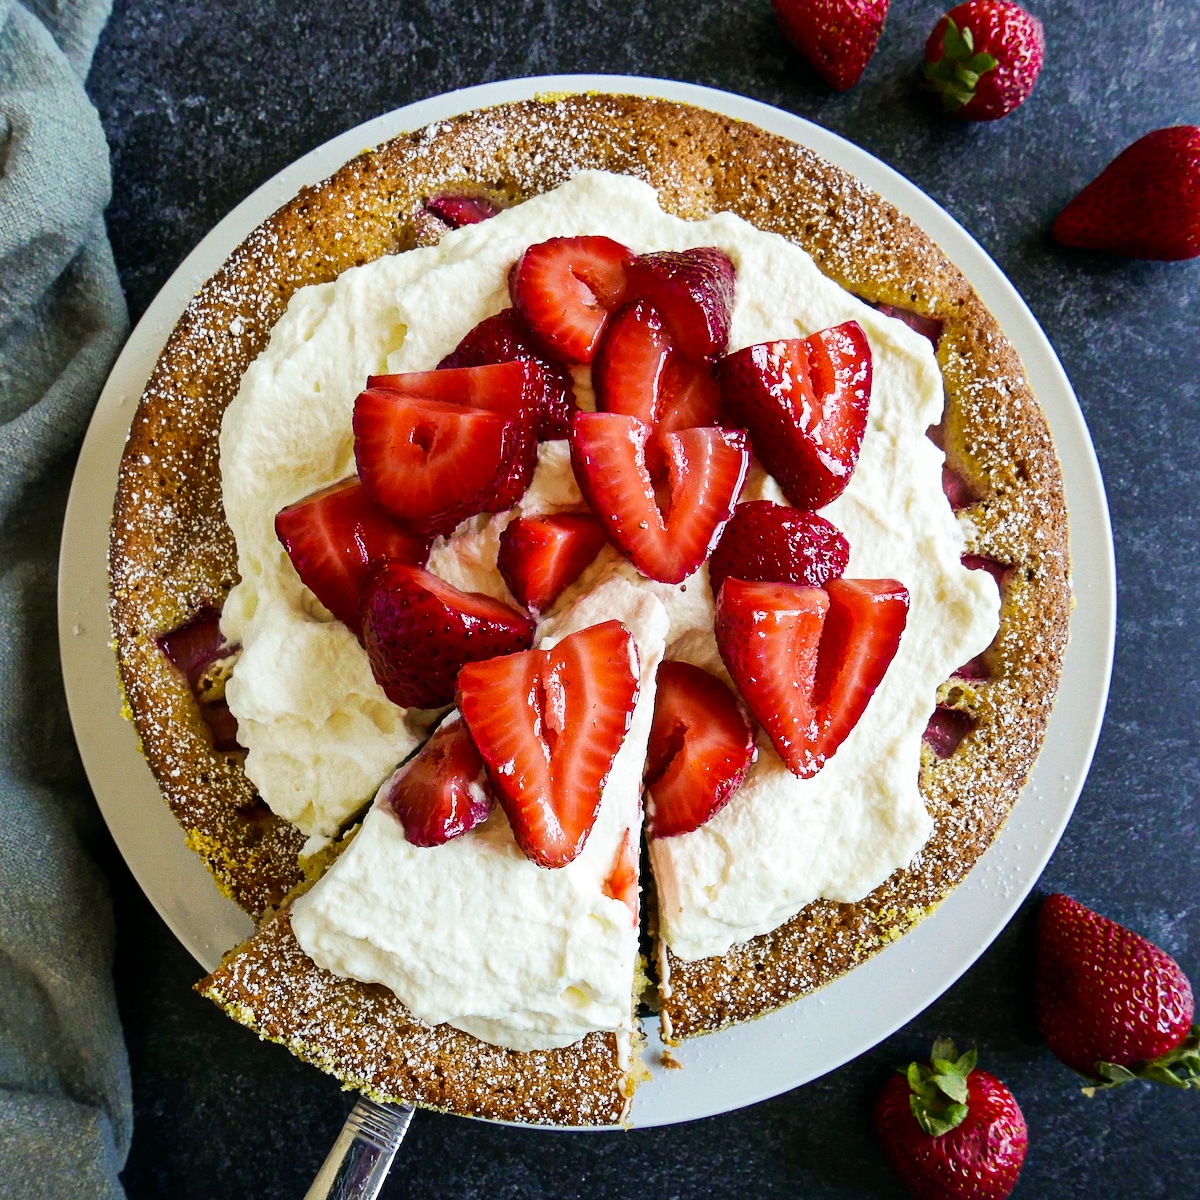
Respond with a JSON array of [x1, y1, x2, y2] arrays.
[[110, 93, 1070, 1099]]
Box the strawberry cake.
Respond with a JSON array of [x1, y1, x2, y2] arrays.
[[108, 94, 1070, 1125]]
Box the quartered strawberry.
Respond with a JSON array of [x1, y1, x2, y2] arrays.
[[383, 714, 494, 846], [593, 300, 722, 471], [457, 620, 640, 868], [510, 236, 631, 363], [367, 361, 542, 508], [437, 307, 578, 438], [602, 828, 639, 921], [1036, 893, 1199, 1091], [923, 705, 978, 757], [274, 477, 430, 634], [622, 247, 736, 360], [813, 578, 909, 761], [156, 607, 235, 694], [359, 563, 535, 709], [715, 576, 908, 776], [717, 321, 872, 509], [353, 389, 530, 535], [715, 579, 829, 778], [423, 193, 499, 228], [708, 500, 850, 599], [497, 514, 607, 613], [570, 412, 749, 585], [643, 661, 755, 838], [871, 301, 944, 349]]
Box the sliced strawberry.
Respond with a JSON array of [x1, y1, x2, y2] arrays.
[[457, 621, 640, 868], [200, 697, 243, 754], [870, 300, 944, 350], [962, 553, 1009, 586], [644, 661, 755, 838], [497, 514, 607, 612], [359, 563, 535, 709], [623, 247, 736, 360], [717, 321, 872, 509], [274, 477, 430, 633], [157, 607, 234, 693], [708, 500, 850, 599], [602, 828, 639, 921], [510, 236, 631, 364], [593, 300, 722, 472], [353, 389, 527, 535], [923, 705, 977, 757], [423, 193, 499, 228], [715, 579, 829, 778], [812, 578, 909, 761], [570, 412, 748, 585], [383, 714, 494, 846], [367, 361, 541, 508], [437, 307, 578, 438]]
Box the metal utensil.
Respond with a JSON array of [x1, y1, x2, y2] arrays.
[[304, 1097, 414, 1200]]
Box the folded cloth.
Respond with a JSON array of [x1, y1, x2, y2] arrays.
[[0, 1, 131, 1197]]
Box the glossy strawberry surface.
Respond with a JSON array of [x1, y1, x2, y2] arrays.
[[772, 0, 890, 91], [622, 247, 735, 360], [359, 563, 534, 709], [644, 661, 755, 838], [510, 235, 630, 363], [707, 500, 850, 599], [717, 321, 872, 510], [274, 477, 430, 633], [383, 715, 493, 846], [457, 620, 640, 868], [570, 412, 748, 585], [497, 514, 607, 613]]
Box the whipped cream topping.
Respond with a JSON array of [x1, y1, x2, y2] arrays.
[[220, 170, 999, 1045], [291, 577, 667, 1051]]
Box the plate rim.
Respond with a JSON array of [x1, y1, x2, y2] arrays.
[[58, 73, 1116, 1129]]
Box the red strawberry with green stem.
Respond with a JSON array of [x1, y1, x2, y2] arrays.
[[383, 715, 494, 847], [771, 0, 890, 92], [1052, 126, 1200, 262], [922, 0, 1044, 122], [644, 661, 756, 838], [1036, 892, 1200, 1092], [274, 478, 430, 635], [457, 620, 640, 869], [874, 1039, 1027, 1200], [359, 563, 534, 709]]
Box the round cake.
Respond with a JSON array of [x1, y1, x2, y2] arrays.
[[108, 93, 1070, 1125]]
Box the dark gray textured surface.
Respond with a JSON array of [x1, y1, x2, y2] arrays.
[[85, 0, 1199, 1196]]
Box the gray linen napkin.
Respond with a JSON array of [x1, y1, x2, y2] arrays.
[[0, 1, 132, 1196]]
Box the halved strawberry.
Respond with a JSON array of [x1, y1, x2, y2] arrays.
[[593, 300, 722, 472], [602, 828, 639, 921], [717, 321, 872, 509], [510, 236, 631, 364], [715, 579, 829, 778], [353, 389, 528, 534], [437, 307, 578, 438], [382, 714, 494, 846], [707, 500, 850, 599], [570, 412, 749, 584], [423, 193, 499, 228], [359, 563, 535, 709], [644, 661, 755, 838], [871, 301, 944, 350], [497, 514, 607, 613], [274, 477, 430, 633], [812, 578, 909, 760], [457, 620, 640, 868], [156, 607, 235, 693], [623, 247, 736, 360], [367, 361, 542, 508]]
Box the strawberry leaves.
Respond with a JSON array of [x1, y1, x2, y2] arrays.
[[922, 18, 998, 112], [904, 1039, 978, 1136], [1082, 1026, 1200, 1097]]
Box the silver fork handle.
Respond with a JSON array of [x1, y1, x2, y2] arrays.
[[304, 1097, 415, 1200]]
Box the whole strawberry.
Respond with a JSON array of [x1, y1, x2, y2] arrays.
[[1036, 893, 1200, 1092], [922, 0, 1044, 121], [771, 0, 890, 92], [1052, 126, 1200, 261], [874, 1039, 1027, 1200]]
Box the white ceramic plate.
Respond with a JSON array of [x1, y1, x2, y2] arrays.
[[58, 74, 1115, 1129]]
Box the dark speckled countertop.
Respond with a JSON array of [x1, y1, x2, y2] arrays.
[[84, 1, 1199, 1196]]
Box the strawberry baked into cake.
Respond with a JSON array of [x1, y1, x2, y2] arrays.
[[108, 94, 1070, 1126]]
